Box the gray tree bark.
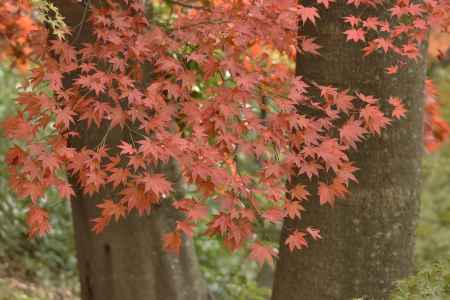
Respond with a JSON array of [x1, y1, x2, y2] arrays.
[[70, 181, 208, 300], [52, 1, 208, 299], [272, 4, 425, 300]]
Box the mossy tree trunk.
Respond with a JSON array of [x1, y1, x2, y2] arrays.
[[52, 1, 208, 299], [271, 4, 425, 300]]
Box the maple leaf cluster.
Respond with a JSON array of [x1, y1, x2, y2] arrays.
[[343, 0, 448, 72], [0, 0, 449, 266], [424, 79, 450, 152], [0, 0, 37, 71]]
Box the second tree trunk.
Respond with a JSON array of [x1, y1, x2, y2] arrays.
[[272, 5, 425, 300]]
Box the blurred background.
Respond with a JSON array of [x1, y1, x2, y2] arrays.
[[0, 4, 449, 300]]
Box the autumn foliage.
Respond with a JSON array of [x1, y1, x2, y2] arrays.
[[1, 0, 450, 266], [0, 0, 36, 71]]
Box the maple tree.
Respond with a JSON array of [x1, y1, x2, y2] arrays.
[[0, 0, 450, 298], [1, 0, 449, 262]]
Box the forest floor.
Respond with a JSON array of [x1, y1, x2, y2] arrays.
[[0, 276, 78, 300], [0, 262, 78, 300]]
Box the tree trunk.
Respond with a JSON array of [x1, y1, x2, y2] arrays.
[[70, 179, 208, 300], [272, 4, 425, 300], [52, 1, 208, 299]]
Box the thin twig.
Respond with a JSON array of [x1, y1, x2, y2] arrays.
[[72, 0, 91, 46], [167, 0, 211, 11]]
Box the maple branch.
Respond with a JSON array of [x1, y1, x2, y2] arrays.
[[256, 85, 327, 118], [172, 19, 227, 32], [72, 0, 91, 46], [166, 0, 211, 11], [125, 124, 150, 140], [246, 195, 277, 243], [97, 125, 112, 150]]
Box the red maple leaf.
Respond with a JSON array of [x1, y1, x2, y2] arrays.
[[291, 185, 310, 201], [334, 89, 355, 112], [318, 182, 336, 206], [306, 227, 322, 240], [284, 201, 305, 219], [386, 65, 399, 74], [55, 107, 75, 129], [187, 203, 209, 221], [298, 6, 320, 25], [22, 181, 45, 203], [388, 96, 407, 119], [163, 231, 182, 255], [27, 206, 50, 238], [343, 16, 361, 27], [118, 141, 135, 155], [138, 173, 172, 196], [300, 38, 321, 55], [108, 168, 130, 188], [285, 230, 308, 251], [249, 242, 277, 267], [97, 199, 126, 221], [263, 208, 286, 223], [344, 28, 366, 42], [340, 118, 367, 149], [360, 105, 391, 135], [56, 180, 75, 200], [176, 220, 195, 238], [316, 0, 335, 8]]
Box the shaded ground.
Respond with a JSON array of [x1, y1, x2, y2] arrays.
[[0, 276, 78, 300], [0, 262, 78, 300]]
